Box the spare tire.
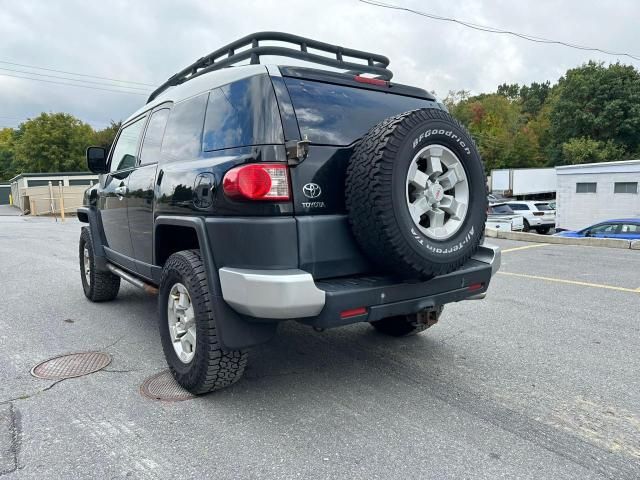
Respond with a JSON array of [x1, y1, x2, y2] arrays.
[[345, 108, 486, 278]]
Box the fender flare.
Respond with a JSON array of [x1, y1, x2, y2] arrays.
[[77, 206, 109, 271], [154, 216, 278, 350]]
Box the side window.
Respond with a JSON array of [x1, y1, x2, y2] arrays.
[[203, 74, 283, 151], [161, 93, 208, 161], [140, 108, 170, 165], [110, 117, 146, 172], [614, 182, 638, 194], [620, 223, 640, 233], [509, 204, 527, 211], [576, 182, 597, 193], [589, 224, 619, 234]]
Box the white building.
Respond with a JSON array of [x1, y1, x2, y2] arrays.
[[491, 167, 556, 197], [555, 160, 640, 230]]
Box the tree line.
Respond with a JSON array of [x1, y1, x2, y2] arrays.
[[445, 61, 640, 171], [1, 60, 639, 181], [0, 115, 121, 181]]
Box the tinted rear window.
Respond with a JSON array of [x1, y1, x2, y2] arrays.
[[535, 203, 552, 211], [284, 78, 433, 146]]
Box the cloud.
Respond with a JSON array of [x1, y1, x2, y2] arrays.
[[0, 0, 638, 129]]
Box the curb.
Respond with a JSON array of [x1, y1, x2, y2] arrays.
[[485, 229, 633, 249]]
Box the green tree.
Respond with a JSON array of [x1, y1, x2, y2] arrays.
[[549, 61, 640, 162], [93, 121, 122, 152], [519, 81, 551, 117], [13, 113, 95, 173], [496, 83, 520, 101], [561, 137, 627, 165], [448, 93, 543, 171], [0, 128, 17, 181]]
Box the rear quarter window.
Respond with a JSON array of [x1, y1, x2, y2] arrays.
[[284, 78, 433, 146], [161, 93, 208, 161], [203, 74, 283, 151]]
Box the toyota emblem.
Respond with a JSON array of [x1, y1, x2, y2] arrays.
[[302, 183, 322, 199]]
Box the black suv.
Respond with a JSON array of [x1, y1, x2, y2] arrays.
[[78, 32, 500, 394]]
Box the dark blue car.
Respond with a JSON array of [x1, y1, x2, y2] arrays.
[[554, 218, 640, 240]]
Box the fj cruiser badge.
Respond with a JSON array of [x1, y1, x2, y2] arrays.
[[302, 183, 322, 199]]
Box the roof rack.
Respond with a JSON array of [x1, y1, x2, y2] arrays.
[[147, 31, 393, 103]]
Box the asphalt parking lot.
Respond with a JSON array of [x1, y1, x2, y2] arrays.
[[1, 215, 639, 479]]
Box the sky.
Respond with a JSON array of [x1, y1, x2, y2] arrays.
[[1, 0, 639, 130]]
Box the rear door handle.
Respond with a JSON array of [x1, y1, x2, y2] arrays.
[[115, 186, 128, 197]]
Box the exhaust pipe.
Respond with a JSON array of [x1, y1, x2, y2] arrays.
[[107, 264, 158, 295], [466, 292, 486, 300]]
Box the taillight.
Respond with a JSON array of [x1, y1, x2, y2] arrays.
[[340, 307, 367, 319], [223, 163, 290, 201], [353, 75, 389, 87], [532, 212, 544, 216]]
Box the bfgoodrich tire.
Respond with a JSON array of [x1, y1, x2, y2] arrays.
[[158, 250, 248, 394], [346, 108, 487, 278], [79, 227, 120, 302]]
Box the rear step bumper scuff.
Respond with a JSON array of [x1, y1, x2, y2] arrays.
[[219, 244, 500, 326]]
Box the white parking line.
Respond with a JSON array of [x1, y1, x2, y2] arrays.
[[498, 271, 640, 294], [501, 243, 550, 253]]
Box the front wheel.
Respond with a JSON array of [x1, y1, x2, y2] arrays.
[[370, 307, 444, 337], [158, 250, 248, 394], [522, 219, 531, 232]]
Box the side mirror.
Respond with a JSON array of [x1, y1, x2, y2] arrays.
[[583, 230, 592, 237], [86, 146, 108, 174]]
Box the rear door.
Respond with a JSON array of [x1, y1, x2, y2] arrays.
[[99, 116, 146, 258], [282, 76, 436, 215], [614, 223, 640, 240], [127, 107, 171, 275]]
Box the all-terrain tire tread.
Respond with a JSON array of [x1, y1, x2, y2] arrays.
[[345, 108, 487, 278], [160, 250, 248, 394]]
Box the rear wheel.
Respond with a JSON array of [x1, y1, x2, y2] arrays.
[[370, 307, 443, 337], [536, 226, 550, 234], [158, 250, 248, 394], [79, 227, 120, 302]]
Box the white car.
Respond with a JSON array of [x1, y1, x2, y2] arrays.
[[487, 203, 524, 231], [503, 201, 555, 234]]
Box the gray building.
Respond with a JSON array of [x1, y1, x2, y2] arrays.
[[555, 159, 640, 230], [9, 172, 98, 212], [0, 183, 10, 205]]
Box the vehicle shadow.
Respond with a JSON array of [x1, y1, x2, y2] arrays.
[[200, 319, 465, 407], [109, 286, 469, 407]]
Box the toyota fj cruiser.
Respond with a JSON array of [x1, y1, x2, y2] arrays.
[[78, 32, 500, 394]]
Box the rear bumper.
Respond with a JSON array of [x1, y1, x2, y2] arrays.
[[219, 244, 500, 327], [531, 217, 555, 227]]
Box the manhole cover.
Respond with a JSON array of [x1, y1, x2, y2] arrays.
[[140, 370, 195, 402], [31, 352, 111, 379]]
